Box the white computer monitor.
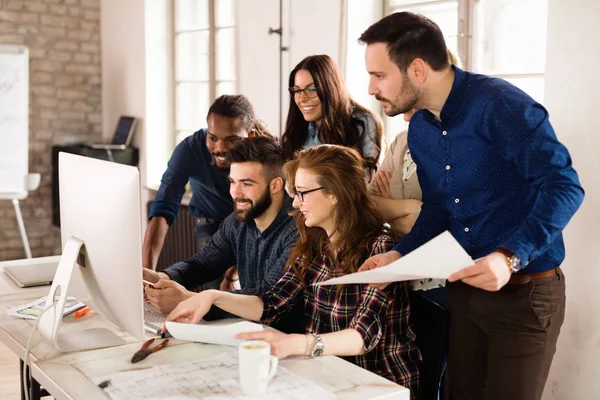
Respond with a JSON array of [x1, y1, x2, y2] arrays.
[[38, 153, 145, 351]]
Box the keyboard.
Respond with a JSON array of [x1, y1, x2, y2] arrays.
[[144, 303, 167, 335]]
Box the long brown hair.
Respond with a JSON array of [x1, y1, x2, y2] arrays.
[[281, 55, 383, 170], [283, 145, 395, 283]]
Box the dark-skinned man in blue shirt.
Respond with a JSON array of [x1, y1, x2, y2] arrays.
[[358, 12, 584, 400], [144, 95, 271, 290]]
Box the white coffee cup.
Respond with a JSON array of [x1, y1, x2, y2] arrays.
[[238, 340, 278, 395]]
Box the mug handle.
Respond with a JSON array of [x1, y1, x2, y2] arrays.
[[268, 355, 278, 380]]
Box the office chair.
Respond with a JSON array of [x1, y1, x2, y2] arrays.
[[410, 291, 450, 400]]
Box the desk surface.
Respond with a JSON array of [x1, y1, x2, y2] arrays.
[[0, 258, 411, 400]]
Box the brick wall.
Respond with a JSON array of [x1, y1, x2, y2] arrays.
[[0, 0, 102, 261]]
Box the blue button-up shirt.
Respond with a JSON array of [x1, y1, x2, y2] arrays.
[[149, 129, 233, 225], [394, 66, 584, 274]]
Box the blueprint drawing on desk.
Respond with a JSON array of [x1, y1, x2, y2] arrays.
[[93, 351, 335, 399]]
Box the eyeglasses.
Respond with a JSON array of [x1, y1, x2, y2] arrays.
[[288, 85, 318, 99], [293, 187, 325, 202]]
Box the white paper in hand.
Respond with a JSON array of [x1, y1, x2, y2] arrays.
[[165, 319, 263, 346], [313, 231, 474, 286]]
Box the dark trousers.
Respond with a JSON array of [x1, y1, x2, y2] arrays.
[[195, 217, 222, 291], [446, 268, 565, 400]]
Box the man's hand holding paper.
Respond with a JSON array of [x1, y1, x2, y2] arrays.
[[316, 231, 474, 287], [448, 251, 512, 291], [357, 250, 402, 289]]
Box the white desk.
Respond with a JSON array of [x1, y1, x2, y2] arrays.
[[0, 258, 411, 400]]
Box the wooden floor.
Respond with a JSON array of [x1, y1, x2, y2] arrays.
[[0, 341, 21, 400]]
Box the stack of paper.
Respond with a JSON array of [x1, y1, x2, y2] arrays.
[[166, 319, 263, 346], [313, 231, 474, 286]]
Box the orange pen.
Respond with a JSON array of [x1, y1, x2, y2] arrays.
[[75, 306, 92, 318]]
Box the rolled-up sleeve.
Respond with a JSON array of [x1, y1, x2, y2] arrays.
[[260, 265, 304, 325], [349, 286, 390, 353]]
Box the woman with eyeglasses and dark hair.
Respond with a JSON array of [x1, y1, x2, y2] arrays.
[[281, 54, 384, 180], [166, 145, 421, 397]]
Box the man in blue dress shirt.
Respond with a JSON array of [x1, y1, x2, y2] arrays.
[[144, 95, 270, 289], [358, 12, 584, 400]]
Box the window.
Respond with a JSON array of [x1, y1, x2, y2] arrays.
[[471, 0, 547, 103], [174, 0, 236, 144], [383, 0, 548, 140]]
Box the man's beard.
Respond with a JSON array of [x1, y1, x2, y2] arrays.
[[234, 188, 272, 222], [376, 74, 420, 117]]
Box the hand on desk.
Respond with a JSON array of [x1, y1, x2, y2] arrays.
[[235, 330, 306, 359], [145, 279, 194, 314], [165, 290, 218, 327]]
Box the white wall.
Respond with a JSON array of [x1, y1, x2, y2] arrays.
[[237, 0, 343, 136], [101, 0, 151, 225], [543, 0, 600, 398], [100, 0, 146, 144], [345, 0, 383, 115], [236, 0, 281, 136], [145, 0, 174, 190]]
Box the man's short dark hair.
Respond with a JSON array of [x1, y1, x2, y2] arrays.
[[359, 12, 450, 73], [226, 137, 285, 182]]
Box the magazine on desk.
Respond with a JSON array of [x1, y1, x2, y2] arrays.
[[6, 295, 85, 320]]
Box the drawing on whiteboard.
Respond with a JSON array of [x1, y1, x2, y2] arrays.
[[0, 65, 19, 93], [0, 45, 29, 194]]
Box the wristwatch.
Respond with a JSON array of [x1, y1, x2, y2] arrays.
[[310, 333, 324, 358], [506, 254, 522, 273]]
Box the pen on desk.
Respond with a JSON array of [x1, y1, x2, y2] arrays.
[[98, 379, 111, 389], [75, 306, 92, 318]]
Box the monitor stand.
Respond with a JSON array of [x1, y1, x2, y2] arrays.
[[38, 237, 126, 352]]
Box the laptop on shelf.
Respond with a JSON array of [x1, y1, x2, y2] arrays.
[[90, 116, 137, 150]]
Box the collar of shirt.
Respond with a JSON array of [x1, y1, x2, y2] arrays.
[[308, 122, 318, 139], [421, 65, 467, 126]]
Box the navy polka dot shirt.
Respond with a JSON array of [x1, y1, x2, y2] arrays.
[[394, 66, 584, 274]]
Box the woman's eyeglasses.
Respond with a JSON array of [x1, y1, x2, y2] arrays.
[[294, 187, 325, 202], [289, 85, 318, 99]]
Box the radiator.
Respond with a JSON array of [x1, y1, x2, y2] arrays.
[[147, 202, 197, 271]]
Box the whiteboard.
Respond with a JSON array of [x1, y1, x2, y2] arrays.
[[0, 45, 29, 194]]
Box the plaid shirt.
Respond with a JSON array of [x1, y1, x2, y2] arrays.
[[260, 235, 421, 394]]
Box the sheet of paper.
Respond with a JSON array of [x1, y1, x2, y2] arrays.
[[166, 319, 264, 347], [93, 351, 335, 400], [6, 296, 85, 320], [313, 231, 474, 286]]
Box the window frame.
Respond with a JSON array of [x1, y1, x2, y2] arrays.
[[382, 0, 547, 140], [172, 0, 237, 145]]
